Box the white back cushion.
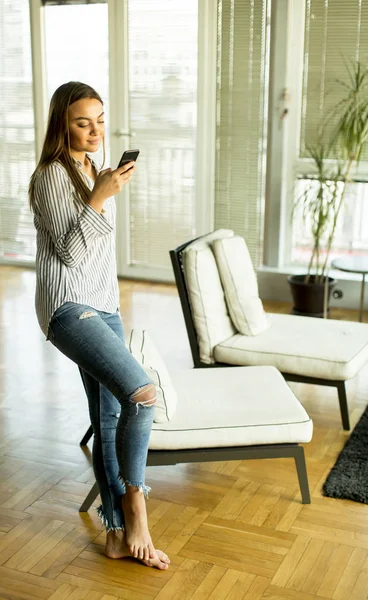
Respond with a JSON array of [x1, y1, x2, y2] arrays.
[[182, 230, 236, 364], [212, 235, 270, 336], [128, 329, 177, 423]]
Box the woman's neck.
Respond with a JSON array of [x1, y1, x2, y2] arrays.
[[70, 150, 88, 166]]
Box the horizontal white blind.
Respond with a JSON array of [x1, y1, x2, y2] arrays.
[[127, 0, 198, 270], [215, 0, 269, 267], [42, 1, 105, 5], [300, 0, 368, 158], [0, 0, 36, 263]]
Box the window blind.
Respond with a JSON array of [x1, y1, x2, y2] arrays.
[[42, 1, 105, 5], [215, 0, 270, 267], [300, 0, 368, 158], [127, 0, 198, 270], [0, 0, 37, 263]]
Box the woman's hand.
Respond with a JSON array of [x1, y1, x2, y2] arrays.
[[89, 162, 136, 213]]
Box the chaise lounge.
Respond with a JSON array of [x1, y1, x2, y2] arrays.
[[170, 229, 368, 431], [79, 329, 313, 513]]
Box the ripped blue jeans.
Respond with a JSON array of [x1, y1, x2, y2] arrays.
[[47, 302, 154, 531]]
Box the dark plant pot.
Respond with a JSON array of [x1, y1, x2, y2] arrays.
[[288, 274, 337, 318]]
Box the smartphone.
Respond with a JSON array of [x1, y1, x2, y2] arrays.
[[117, 149, 140, 170]]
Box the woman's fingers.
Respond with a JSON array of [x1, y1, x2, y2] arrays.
[[119, 166, 136, 184], [117, 162, 135, 176], [91, 164, 135, 202]]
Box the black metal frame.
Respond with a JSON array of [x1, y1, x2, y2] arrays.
[[79, 442, 311, 512], [169, 237, 350, 431], [80, 425, 93, 446]]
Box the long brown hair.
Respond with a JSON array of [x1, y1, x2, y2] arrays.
[[29, 81, 105, 209]]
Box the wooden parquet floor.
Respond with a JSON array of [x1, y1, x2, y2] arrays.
[[1, 265, 368, 600]]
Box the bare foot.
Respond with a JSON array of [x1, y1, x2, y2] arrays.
[[105, 529, 170, 570], [105, 529, 126, 559], [122, 487, 154, 561]]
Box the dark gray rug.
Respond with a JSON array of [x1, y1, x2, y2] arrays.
[[323, 405, 368, 503]]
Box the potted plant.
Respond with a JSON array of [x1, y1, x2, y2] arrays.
[[289, 60, 368, 316]]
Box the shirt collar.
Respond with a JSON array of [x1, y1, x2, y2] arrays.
[[72, 154, 99, 171]]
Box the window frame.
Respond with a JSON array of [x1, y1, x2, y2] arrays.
[[281, 0, 368, 270], [262, 0, 306, 269], [14, 0, 350, 274], [29, 0, 47, 161], [108, 0, 217, 280], [0, 0, 44, 267]]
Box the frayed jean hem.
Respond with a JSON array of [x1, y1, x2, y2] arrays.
[[96, 505, 124, 533], [118, 476, 152, 499]]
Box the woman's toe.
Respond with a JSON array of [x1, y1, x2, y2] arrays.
[[156, 549, 170, 563], [141, 549, 170, 570]]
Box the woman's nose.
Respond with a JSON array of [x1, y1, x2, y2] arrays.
[[90, 123, 102, 135]]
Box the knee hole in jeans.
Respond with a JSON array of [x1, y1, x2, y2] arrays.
[[131, 383, 156, 407]]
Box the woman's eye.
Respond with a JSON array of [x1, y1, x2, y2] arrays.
[[78, 124, 88, 128], [98, 121, 105, 124]]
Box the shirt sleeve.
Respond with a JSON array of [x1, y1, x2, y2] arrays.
[[34, 162, 113, 268]]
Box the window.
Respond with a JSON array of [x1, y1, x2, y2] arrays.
[[0, 0, 36, 262], [291, 0, 368, 268], [291, 179, 368, 266], [215, 0, 270, 267], [43, 1, 109, 164], [126, 0, 199, 271], [0, 0, 109, 265]]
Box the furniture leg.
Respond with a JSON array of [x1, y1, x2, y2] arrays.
[[80, 425, 93, 446], [323, 269, 329, 319], [359, 273, 366, 322], [79, 481, 99, 513], [337, 381, 350, 431], [294, 446, 311, 504]]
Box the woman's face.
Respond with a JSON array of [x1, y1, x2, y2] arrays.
[[67, 98, 104, 154]]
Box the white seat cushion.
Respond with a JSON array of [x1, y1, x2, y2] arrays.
[[150, 366, 312, 450], [214, 313, 368, 381], [182, 229, 236, 364], [128, 329, 177, 423], [212, 235, 270, 336]]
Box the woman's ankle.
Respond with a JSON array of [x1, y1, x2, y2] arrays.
[[106, 529, 124, 544], [122, 487, 146, 512]]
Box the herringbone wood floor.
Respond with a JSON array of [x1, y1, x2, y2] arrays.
[[1, 265, 368, 600]]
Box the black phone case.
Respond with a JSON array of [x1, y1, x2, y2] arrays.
[[118, 150, 140, 168]]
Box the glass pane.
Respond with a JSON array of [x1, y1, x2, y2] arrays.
[[291, 179, 368, 266], [127, 0, 198, 269], [300, 0, 368, 159], [0, 0, 36, 262], [215, 0, 270, 268], [293, 0, 368, 266], [44, 3, 109, 163]]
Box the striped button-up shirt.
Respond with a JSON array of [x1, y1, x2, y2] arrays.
[[33, 157, 120, 337]]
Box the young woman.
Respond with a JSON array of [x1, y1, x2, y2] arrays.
[[29, 81, 170, 570]]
